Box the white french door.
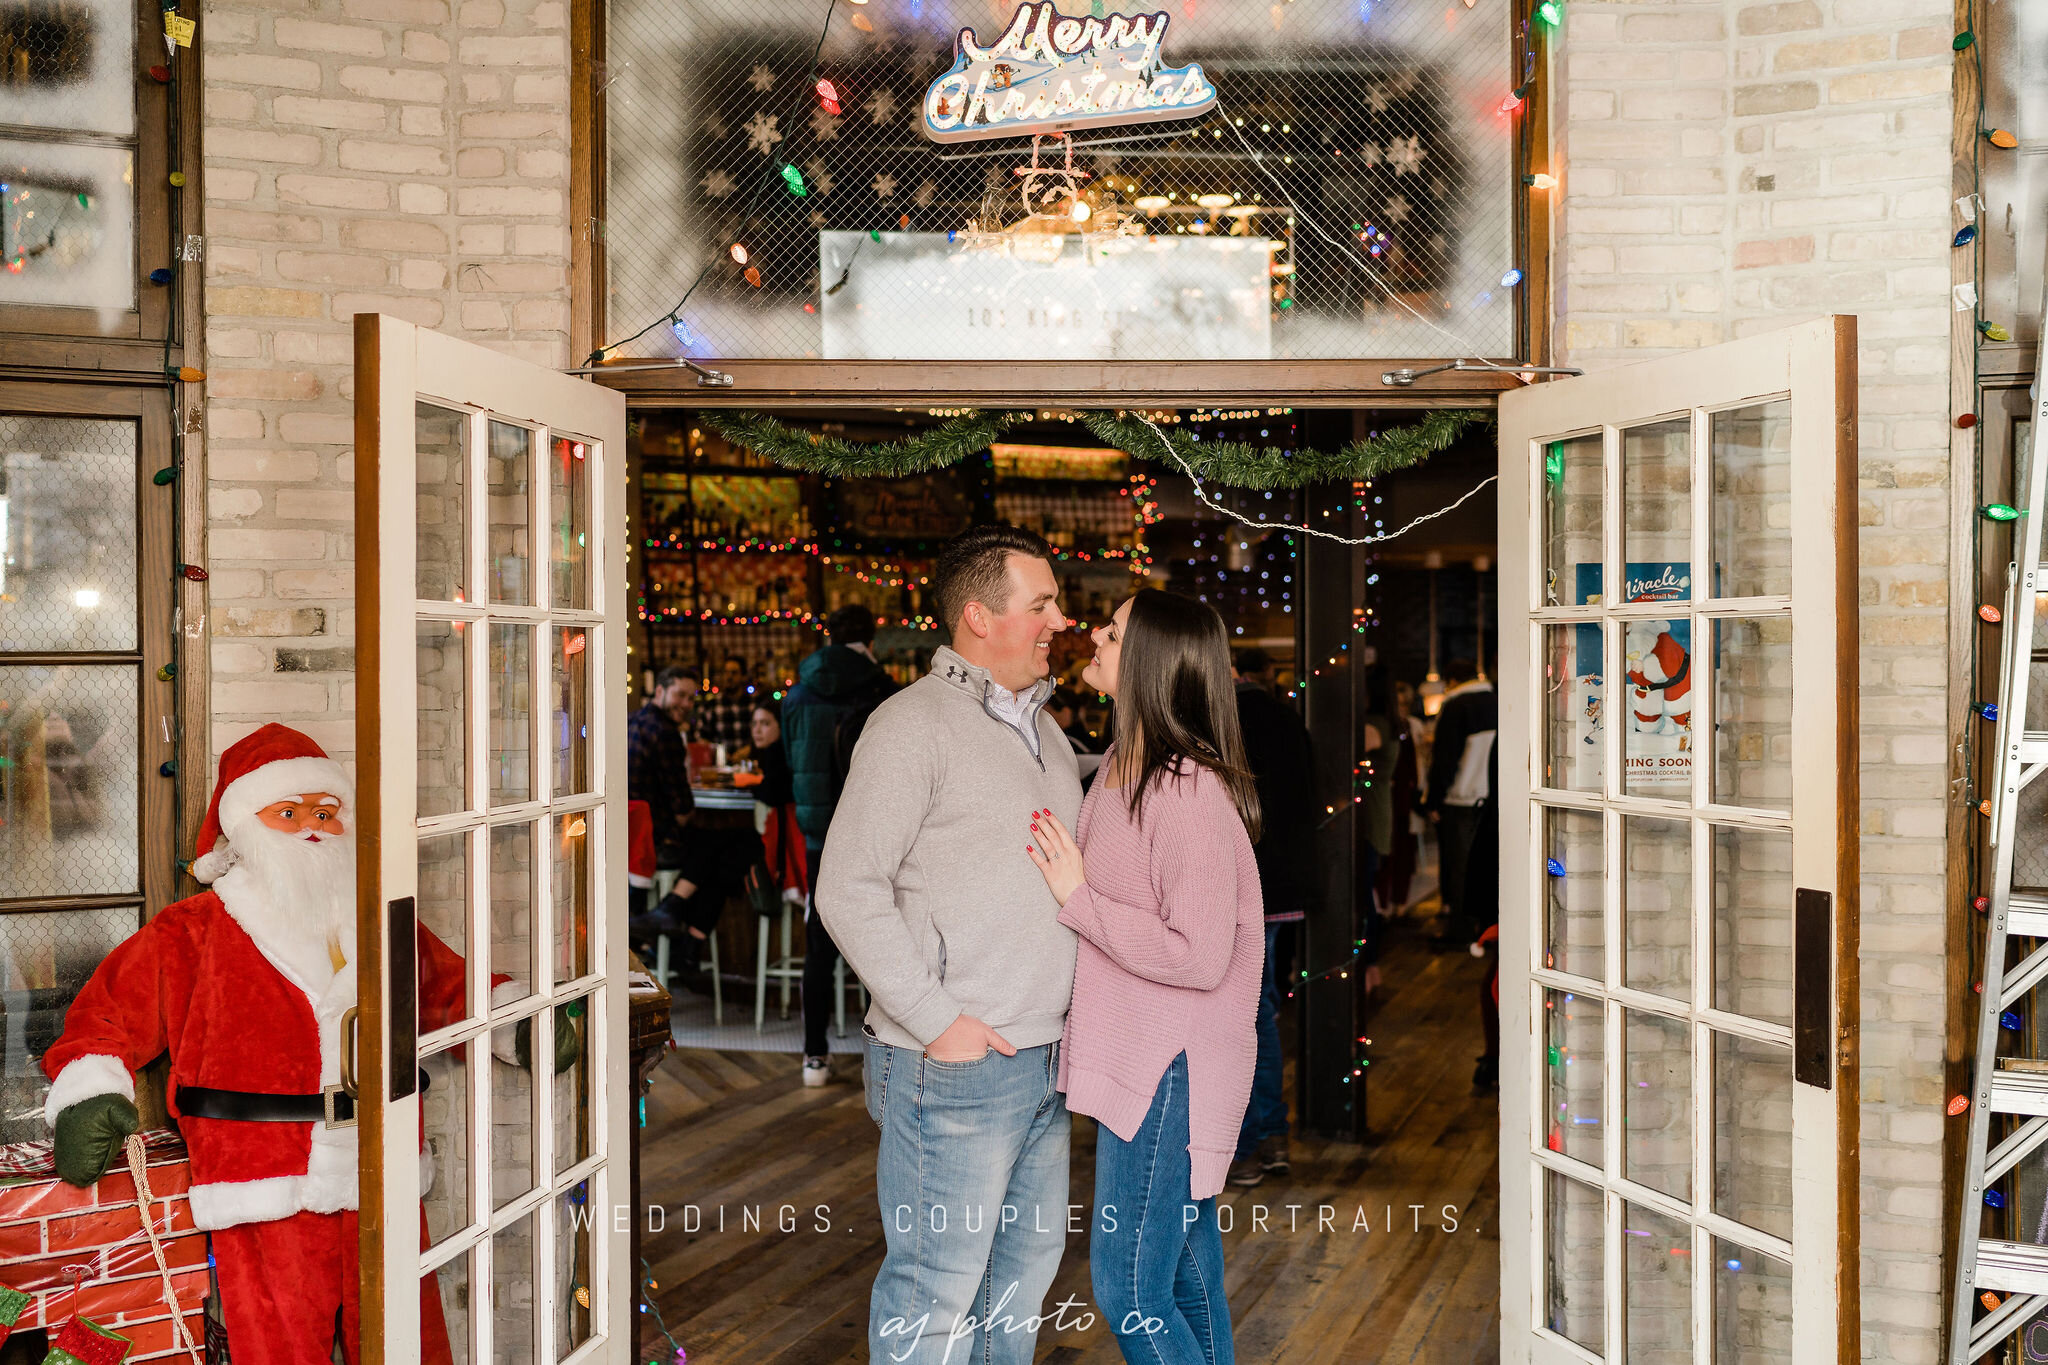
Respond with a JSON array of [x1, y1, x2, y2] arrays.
[[1496, 317, 1859, 1364], [353, 315, 630, 1364]]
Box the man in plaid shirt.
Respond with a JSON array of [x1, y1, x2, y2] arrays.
[[699, 654, 760, 754]]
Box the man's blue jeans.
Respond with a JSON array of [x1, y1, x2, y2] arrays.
[[1234, 923, 1288, 1161], [863, 1032, 1070, 1365], [1091, 1051, 1234, 1365]]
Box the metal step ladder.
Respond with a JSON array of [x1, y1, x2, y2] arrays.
[[1950, 328, 2048, 1363]]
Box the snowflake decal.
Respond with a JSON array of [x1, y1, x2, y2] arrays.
[[803, 159, 834, 196], [1363, 84, 1391, 114], [1357, 142, 1382, 168], [911, 179, 938, 209], [809, 209, 829, 228], [701, 168, 737, 199], [864, 88, 898, 125], [748, 63, 776, 93], [1385, 135, 1425, 176], [702, 113, 727, 140], [1382, 194, 1411, 225], [744, 112, 783, 155], [871, 172, 898, 200], [810, 107, 840, 143]]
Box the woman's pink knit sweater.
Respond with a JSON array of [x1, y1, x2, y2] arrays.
[[1055, 756, 1265, 1200]]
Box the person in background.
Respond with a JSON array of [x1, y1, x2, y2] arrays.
[[700, 654, 758, 754], [783, 604, 897, 1087], [1357, 672, 1400, 995], [1376, 680, 1423, 916], [749, 699, 809, 923], [1226, 646, 1314, 1190], [625, 666, 756, 985], [1422, 659, 1497, 949]]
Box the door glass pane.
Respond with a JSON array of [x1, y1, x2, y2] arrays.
[[0, 1, 135, 138], [1544, 1169, 1605, 1353], [0, 906, 138, 1140], [1542, 807, 1603, 979], [1623, 417, 1692, 570], [1543, 624, 1603, 793], [431, 1248, 472, 1365], [553, 812, 590, 984], [555, 1181, 595, 1358], [1544, 987, 1603, 1165], [0, 665, 137, 897], [418, 621, 468, 819], [1541, 434, 1603, 609], [1713, 1239, 1792, 1365], [1624, 1009, 1692, 1202], [488, 421, 534, 605], [1712, 617, 1791, 810], [490, 823, 537, 1003], [1625, 1202, 1693, 1364], [0, 416, 137, 651], [549, 435, 589, 610], [1623, 816, 1691, 1000], [1621, 612, 1695, 800], [422, 1043, 471, 1247], [417, 404, 468, 601], [552, 628, 589, 798], [490, 1210, 538, 1359], [1712, 826, 1793, 1027], [554, 992, 593, 1174], [490, 624, 534, 805], [0, 142, 135, 310], [1710, 401, 1793, 599], [1712, 1031, 1793, 1242], [417, 833, 473, 1029], [491, 1016, 539, 1210]]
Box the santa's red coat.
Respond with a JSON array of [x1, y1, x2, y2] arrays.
[[41, 888, 475, 1232]]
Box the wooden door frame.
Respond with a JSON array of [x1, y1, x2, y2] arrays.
[[1494, 316, 1860, 1364]]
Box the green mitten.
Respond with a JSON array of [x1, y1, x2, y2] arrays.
[[53, 1094, 139, 1188], [514, 1005, 582, 1075]]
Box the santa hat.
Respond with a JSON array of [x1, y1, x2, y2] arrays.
[[191, 724, 351, 884]]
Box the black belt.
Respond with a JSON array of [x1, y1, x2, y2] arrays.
[[178, 1085, 352, 1124], [179, 1070, 428, 1126]]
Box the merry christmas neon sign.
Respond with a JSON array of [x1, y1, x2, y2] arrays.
[[922, 2, 1218, 144]]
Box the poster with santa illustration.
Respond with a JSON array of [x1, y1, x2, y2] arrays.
[[1573, 563, 1693, 793]]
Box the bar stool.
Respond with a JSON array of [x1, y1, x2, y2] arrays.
[[757, 893, 804, 1031]]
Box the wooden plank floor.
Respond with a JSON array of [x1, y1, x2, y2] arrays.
[[637, 925, 1501, 1363]]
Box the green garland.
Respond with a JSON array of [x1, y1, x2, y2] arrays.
[[1077, 409, 1486, 491], [701, 407, 1487, 489]]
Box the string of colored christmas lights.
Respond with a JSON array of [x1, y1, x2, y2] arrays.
[[638, 1259, 687, 1365]]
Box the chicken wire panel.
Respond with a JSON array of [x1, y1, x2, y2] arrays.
[[604, 0, 1516, 363]]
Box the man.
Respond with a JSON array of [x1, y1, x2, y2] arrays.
[[782, 604, 896, 1086], [1423, 658, 1498, 949], [700, 654, 758, 754], [1225, 648, 1315, 1189], [627, 666, 746, 982], [817, 524, 1082, 1365], [39, 724, 574, 1363]]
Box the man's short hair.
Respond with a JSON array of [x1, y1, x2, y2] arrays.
[[654, 665, 695, 692], [825, 603, 877, 646], [722, 653, 748, 670], [932, 524, 1055, 630], [1233, 647, 1274, 677]]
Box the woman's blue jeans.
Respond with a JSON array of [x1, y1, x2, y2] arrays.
[[1090, 1051, 1235, 1365]]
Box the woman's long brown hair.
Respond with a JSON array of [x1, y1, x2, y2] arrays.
[[1111, 589, 1263, 841]]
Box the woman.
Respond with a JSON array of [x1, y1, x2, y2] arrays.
[[1026, 590, 1264, 1365], [747, 699, 808, 909]]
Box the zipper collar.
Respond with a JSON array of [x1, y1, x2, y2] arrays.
[[931, 645, 1052, 771]]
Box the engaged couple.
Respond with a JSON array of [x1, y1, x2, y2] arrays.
[[815, 523, 1269, 1365]]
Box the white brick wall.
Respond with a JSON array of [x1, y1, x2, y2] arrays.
[[199, 0, 573, 763], [1556, 1, 1952, 1356]]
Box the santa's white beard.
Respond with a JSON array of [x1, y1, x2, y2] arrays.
[[214, 821, 356, 988]]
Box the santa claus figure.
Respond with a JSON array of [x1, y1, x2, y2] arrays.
[[38, 724, 574, 1365]]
